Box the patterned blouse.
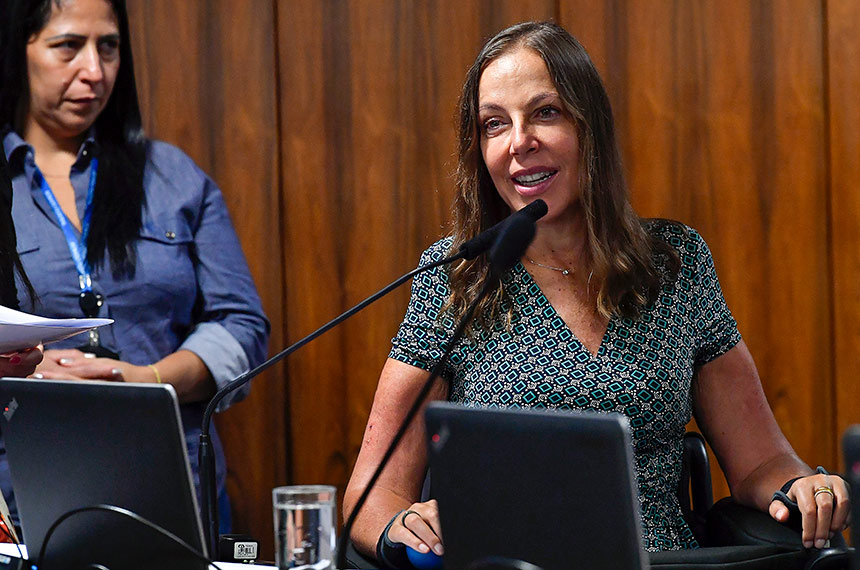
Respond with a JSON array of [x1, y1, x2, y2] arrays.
[[388, 222, 741, 551]]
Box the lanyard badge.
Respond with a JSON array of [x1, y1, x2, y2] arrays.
[[37, 158, 105, 333]]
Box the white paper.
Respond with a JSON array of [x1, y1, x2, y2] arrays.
[[0, 305, 113, 353]]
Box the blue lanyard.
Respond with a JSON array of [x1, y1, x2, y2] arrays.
[[37, 157, 99, 293]]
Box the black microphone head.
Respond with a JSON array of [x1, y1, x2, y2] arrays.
[[489, 212, 536, 276], [457, 199, 548, 261], [520, 198, 548, 221]]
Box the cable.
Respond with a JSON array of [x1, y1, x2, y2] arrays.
[[36, 504, 222, 570]]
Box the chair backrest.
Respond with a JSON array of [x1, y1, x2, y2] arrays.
[[679, 431, 714, 543]]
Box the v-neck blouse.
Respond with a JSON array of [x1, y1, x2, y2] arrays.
[[388, 222, 741, 551]]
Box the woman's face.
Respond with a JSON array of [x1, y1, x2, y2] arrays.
[[478, 46, 581, 223], [25, 0, 120, 142]]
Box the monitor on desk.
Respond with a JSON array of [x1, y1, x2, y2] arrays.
[[425, 402, 647, 570], [0, 377, 208, 570]]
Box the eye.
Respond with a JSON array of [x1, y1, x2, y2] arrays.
[[536, 106, 561, 120], [98, 38, 120, 60], [482, 117, 506, 135]]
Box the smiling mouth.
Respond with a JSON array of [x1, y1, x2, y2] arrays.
[[513, 170, 557, 187]]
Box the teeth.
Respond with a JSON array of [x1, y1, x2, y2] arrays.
[[514, 171, 555, 187]]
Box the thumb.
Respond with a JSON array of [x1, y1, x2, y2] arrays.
[[769, 500, 789, 522]]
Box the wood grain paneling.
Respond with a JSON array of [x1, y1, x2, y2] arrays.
[[127, 0, 285, 557], [828, 0, 860, 450], [563, 0, 832, 500]]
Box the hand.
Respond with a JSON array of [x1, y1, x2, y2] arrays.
[[769, 472, 851, 549], [386, 500, 444, 556], [32, 348, 143, 382], [0, 345, 43, 377]]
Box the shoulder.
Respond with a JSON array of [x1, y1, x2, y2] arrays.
[[143, 140, 207, 180], [417, 236, 455, 265], [645, 219, 712, 258]]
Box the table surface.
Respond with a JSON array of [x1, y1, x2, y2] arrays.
[[0, 542, 277, 568]]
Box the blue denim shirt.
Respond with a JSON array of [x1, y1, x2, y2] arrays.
[[1, 129, 270, 524]]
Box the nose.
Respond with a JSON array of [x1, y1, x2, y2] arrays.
[[509, 121, 538, 156], [77, 44, 105, 84]]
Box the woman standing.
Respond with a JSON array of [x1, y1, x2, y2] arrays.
[[0, 0, 269, 531]]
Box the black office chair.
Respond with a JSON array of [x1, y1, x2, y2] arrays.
[[344, 432, 853, 569]]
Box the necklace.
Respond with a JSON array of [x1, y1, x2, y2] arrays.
[[527, 257, 572, 276]]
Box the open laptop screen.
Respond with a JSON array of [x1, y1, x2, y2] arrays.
[[0, 377, 208, 570], [425, 402, 647, 570]]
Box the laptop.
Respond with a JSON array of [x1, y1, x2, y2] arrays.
[[0, 377, 208, 570], [424, 402, 647, 570]]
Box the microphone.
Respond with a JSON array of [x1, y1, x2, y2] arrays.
[[458, 199, 547, 260], [199, 200, 548, 557], [488, 208, 538, 277]]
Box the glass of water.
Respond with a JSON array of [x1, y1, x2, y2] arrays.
[[273, 485, 336, 570]]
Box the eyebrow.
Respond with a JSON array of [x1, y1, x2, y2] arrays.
[[478, 92, 559, 114], [43, 32, 121, 42]]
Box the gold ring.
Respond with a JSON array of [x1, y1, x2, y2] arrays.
[[401, 509, 420, 527], [814, 486, 834, 499]]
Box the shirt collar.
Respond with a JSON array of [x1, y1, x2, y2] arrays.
[[2, 127, 99, 169]]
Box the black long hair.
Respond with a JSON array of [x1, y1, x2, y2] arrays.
[[0, 0, 146, 277]]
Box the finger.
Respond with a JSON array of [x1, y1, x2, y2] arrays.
[[29, 370, 84, 381], [387, 512, 434, 553], [793, 488, 818, 548], [390, 505, 444, 556], [830, 478, 851, 533], [769, 499, 789, 523], [54, 362, 123, 380], [812, 488, 834, 548], [408, 502, 444, 555]]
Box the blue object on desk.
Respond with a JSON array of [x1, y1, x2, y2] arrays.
[[406, 546, 443, 570]]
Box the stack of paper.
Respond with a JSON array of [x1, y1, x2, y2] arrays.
[[0, 306, 113, 353]]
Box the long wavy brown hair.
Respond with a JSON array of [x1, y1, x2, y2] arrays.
[[447, 21, 679, 326]]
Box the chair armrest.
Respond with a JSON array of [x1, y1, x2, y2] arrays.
[[704, 498, 847, 550]]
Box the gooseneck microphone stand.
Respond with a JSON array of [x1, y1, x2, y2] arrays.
[[198, 200, 546, 559], [334, 211, 538, 569], [198, 251, 462, 555]]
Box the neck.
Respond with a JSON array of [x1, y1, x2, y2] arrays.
[[23, 117, 85, 166], [526, 206, 589, 268]]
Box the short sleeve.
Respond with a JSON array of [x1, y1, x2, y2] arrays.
[[388, 238, 457, 375], [685, 230, 741, 366]]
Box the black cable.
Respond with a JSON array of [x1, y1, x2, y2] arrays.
[[334, 275, 497, 569], [36, 504, 222, 570]]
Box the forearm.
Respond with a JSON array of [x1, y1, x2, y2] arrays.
[[731, 451, 813, 511], [147, 349, 215, 403], [344, 484, 414, 557]]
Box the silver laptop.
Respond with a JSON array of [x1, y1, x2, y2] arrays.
[[0, 377, 208, 569], [425, 402, 647, 570]]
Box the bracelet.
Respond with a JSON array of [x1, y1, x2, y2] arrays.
[[147, 364, 162, 384]]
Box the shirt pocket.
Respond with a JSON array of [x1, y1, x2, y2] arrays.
[[133, 217, 197, 303], [15, 228, 39, 256]]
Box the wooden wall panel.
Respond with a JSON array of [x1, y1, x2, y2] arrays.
[[828, 0, 860, 451], [562, 0, 832, 500], [277, 0, 556, 508], [127, 0, 285, 557]]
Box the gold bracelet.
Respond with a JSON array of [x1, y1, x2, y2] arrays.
[[147, 364, 162, 384]]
